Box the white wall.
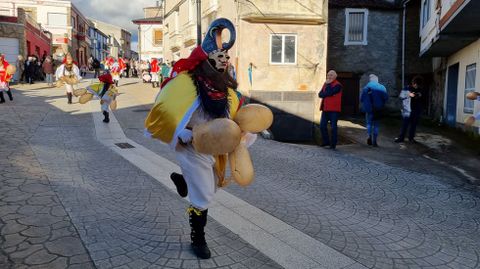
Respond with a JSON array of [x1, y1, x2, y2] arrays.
[[0, 1, 71, 42], [139, 24, 163, 61], [445, 39, 480, 128]]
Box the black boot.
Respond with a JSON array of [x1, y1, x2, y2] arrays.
[[6, 90, 13, 101], [67, 92, 72, 104], [152, 82, 155, 88], [0, 92, 5, 103], [103, 111, 110, 123], [367, 136, 372, 145], [170, 173, 188, 197], [189, 207, 211, 259]]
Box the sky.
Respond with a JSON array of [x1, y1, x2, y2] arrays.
[[70, 0, 157, 51]]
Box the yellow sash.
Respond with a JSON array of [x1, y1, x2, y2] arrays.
[[145, 72, 240, 148]]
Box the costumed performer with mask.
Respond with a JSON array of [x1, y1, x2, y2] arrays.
[[150, 58, 160, 88], [74, 73, 118, 123], [0, 54, 16, 103], [55, 53, 81, 104], [111, 60, 121, 87], [145, 18, 273, 259]]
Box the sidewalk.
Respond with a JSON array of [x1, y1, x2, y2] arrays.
[[337, 116, 480, 185]]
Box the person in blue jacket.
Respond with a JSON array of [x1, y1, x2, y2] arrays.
[[360, 74, 388, 146]]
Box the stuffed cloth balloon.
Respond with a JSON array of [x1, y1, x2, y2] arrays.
[[229, 141, 254, 186], [73, 88, 87, 97], [192, 118, 242, 155], [234, 104, 273, 133], [79, 93, 93, 104], [6, 65, 16, 76], [466, 92, 479, 100]]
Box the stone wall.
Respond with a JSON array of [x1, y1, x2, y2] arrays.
[[0, 19, 26, 58], [328, 8, 402, 108]]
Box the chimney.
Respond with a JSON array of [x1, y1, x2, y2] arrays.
[[156, 1, 159, 6]]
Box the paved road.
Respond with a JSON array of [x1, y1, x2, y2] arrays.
[[1, 81, 280, 269], [115, 79, 480, 269], [2, 78, 480, 269]]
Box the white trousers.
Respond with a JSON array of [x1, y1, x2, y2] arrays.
[[65, 84, 74, 93], [101, 93, 112, 112], [175, 144, 216, 210], [151, 73, 159, 82]]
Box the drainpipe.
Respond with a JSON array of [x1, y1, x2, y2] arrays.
[[402, 0, 411, 88]]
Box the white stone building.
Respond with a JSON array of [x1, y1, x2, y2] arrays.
[[132, 5, 163, 61]]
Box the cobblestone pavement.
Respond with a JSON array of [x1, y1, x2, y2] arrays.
[[113, 80, 480, 269], [1, 84, 281, 268], [0, 90, 95, 269]]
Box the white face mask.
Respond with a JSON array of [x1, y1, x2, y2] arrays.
[[208, 50, 230, 72]]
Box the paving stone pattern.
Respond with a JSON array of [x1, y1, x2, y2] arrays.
[[0, 99, 95, 269], [0, 89, 282, 269], [126, 121, 480, 269], [229, 140, 480, 269]]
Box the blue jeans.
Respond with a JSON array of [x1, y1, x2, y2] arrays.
[[366, 113, 379, 142], [45, 73, 53, 85], [320, 111, 339, 147]]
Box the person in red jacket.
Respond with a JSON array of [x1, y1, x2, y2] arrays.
[[150, 58, 160, 88], [318, 70, 342, 149]]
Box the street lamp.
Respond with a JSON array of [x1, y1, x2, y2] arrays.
[[196, 0, 201, 45]]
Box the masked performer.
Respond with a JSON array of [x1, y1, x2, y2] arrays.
[[146, 17, 274, 260], [73, 73, 118, 123], [55, 53, 81, 104], [0, 54, 16, 103], [111, 61, 121, 87], [145, 19, 241, 259], [150, 58, 160, 88]]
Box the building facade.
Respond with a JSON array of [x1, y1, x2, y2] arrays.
[[417, 0, 480, 131], [89, 18, 132, 59], [88, 25, 109, 61], [0, 0, 90, 65], [163, 0, 328, 141], [328, 0, 402, 114], [132, 5, 163, 61], [0, 8, 52, 64]]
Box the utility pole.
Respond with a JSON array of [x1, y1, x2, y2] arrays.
[[196, 0, 202, 45]]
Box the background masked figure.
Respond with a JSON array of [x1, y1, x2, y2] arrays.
[[145, 18, 240, 259], [55, 53, 81, 104], [97, 73, 117, 123], [0, 54, 16, 103]]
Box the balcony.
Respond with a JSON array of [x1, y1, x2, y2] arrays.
[[238, 0, 325, 25], [203, 0, 219, 16], [169, 35, 182, 52], [182, 24, 197, 47], [421, 0, 480, 57]]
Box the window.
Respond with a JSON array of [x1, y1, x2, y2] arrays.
[[153, 30, 163, 46], [270, 34, 297, 64], [71, 16, 76, 29], [47, 13, 67, 26], [345, 9, 368, 45], [464, 64, 476, 114], [422, 0, 431, 28]]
